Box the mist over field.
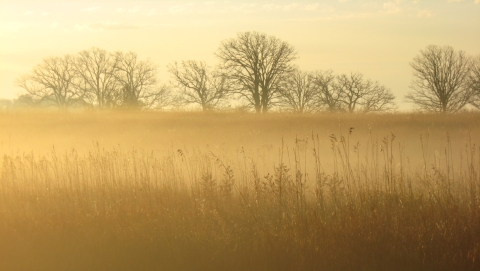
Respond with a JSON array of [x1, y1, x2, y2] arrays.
[[1, 0, 480, 270], [1, 110, 480, 271], [1, 111, 480, 163]]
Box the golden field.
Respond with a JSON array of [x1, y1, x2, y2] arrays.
[[1, 110, 479, 271]]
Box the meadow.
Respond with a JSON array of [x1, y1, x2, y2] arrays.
[[0, 110, 479, 271]]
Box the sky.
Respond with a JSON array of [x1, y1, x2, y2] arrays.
[[0, 0, 479, 110]]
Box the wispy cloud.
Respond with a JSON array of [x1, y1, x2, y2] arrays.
[[168, 4, 195, 15], [382, 2, 403, 14], [0, 23, 26, 33], [0, 22, 27, 37], [143, 9, 158, 16], [417, 9, 434, 17], [81, 7, 101, 13], [50, 22, 59, 29], [283, 4, 300, 11], [261, 3, 322, 12], [116, 6, 145, 14], [303, 4, 320, 11], [74, 21, 143, 32], [22, 10, 50, 17], [229, 3, 258, 13]]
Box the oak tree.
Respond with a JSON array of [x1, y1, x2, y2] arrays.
[[334, 72, 395, 113], [311, 70, 343, 112], [16, 55, 85, 108], [115, 52, 160, 108], [168, 60, 229, 111], [216, 32, 297, 113], [278, 69, 318, 113], [75, 47, 122, 108], [406, 45, 474, 113]]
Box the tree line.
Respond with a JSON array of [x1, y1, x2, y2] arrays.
[[10, 32, 480, 113]]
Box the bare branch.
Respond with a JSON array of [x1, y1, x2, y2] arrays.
[[469, 55, 480, 110]]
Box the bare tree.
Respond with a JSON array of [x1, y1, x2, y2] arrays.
[[361, 82, 396, 113], [216, 32, 297, 113], [75, 47, 121, 108], [469, 55, 480, 109], [406, 45, 474, 113], [311, 70, 343, 112], [277, 69, 318, 113], [16, 55, 85, 108], [334, 72, 395, 113], [168, 60, 229, 111], [334, 73, 364, 113], [115, 52, 159, 108]]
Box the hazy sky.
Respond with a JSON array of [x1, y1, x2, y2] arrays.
[[1, 0, 479, 109]]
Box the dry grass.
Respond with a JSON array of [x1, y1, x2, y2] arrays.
[[0, 110, 479, 271]]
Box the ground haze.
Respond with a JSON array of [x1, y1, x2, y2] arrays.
[[1, 110, 479, 271]]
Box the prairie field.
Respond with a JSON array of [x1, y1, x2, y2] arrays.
[[1, 110, 480, 271]]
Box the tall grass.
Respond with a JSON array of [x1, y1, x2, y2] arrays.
[[1, 127, 479, 271]]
